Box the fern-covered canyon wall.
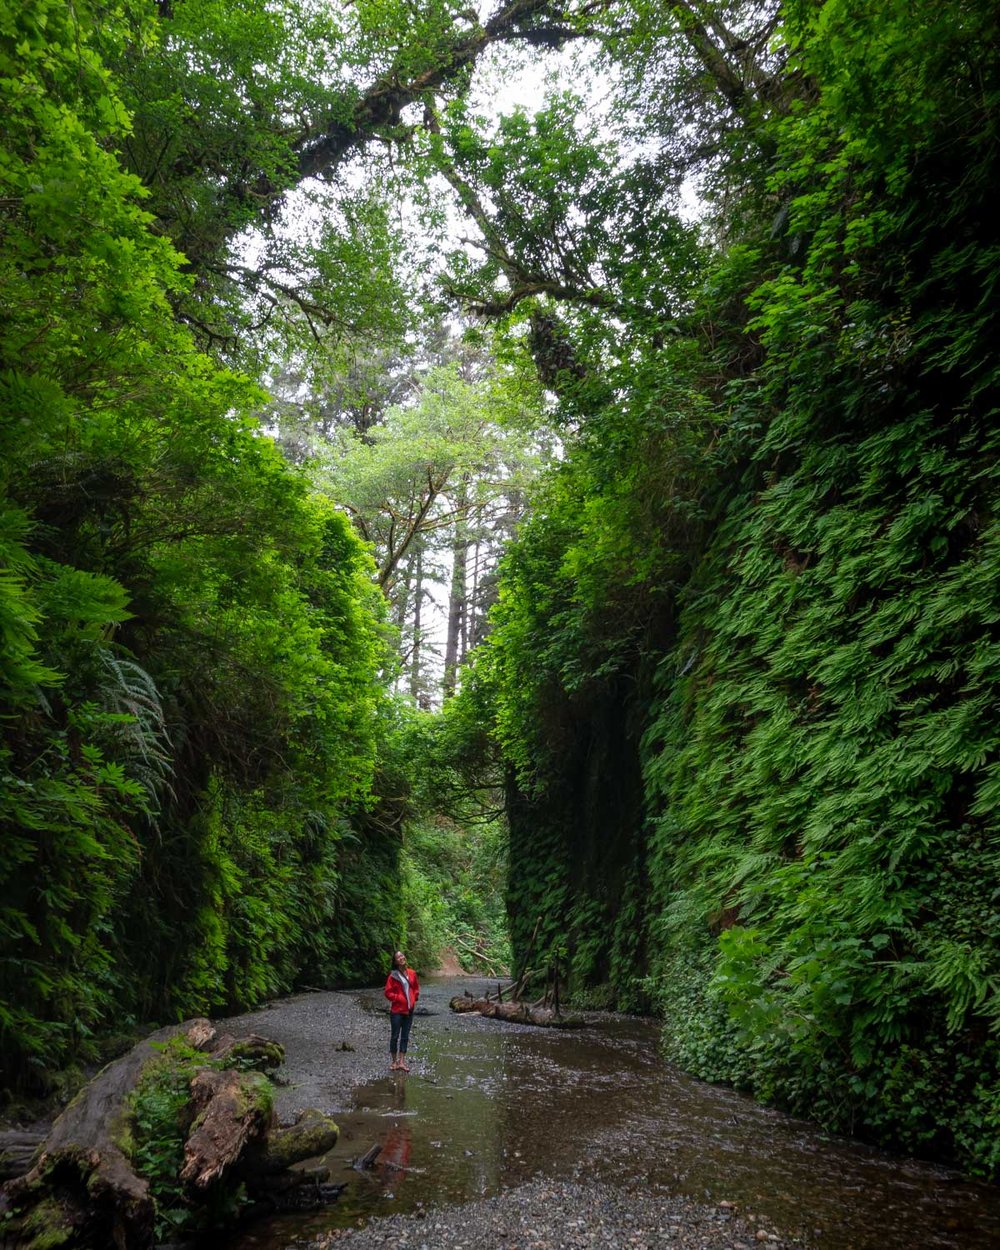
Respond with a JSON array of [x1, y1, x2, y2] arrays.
[[0, 0, 527, 1098], [481, 0, 1000, 1175], [0, 0, 457, 1096]]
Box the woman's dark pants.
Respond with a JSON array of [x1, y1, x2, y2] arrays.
[[390, 1010, 412, 1057]]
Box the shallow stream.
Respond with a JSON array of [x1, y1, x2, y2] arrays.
[[220, 978, 1000, 1249]]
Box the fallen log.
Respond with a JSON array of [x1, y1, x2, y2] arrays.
[[450, 995, 482, 1014], [0, 1019, 340, 1249], [1, 1018, 218, 1249], [448, 995, 585, 1029]]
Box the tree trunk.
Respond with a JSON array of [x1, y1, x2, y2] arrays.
[[394, 552, 412, 635], [466, 532, 481, 659], [409, 543, 424, 703], [443, 475, 470, 699]]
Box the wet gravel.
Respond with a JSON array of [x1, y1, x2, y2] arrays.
[[311, 1179, 799, 1250], [215, 980, 1000, 1250], [217, 988, 403, 1121]]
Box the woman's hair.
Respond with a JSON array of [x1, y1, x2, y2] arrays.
[[388, 950, 406, 974]]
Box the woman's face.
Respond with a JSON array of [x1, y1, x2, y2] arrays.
[[394, 951, 407, 969]]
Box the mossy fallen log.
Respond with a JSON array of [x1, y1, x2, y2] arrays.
[[449, 995, 584, 1028], [1, 1019, 215, 1249], [0, 1020, 338, 1249]]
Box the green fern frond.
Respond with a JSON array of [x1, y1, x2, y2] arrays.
[[97, 649, 175, 811]]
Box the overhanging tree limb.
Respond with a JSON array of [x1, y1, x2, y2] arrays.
[[292, 1, 607, 190]]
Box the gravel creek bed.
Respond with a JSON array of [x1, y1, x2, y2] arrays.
[[314, 1179, 793, 1250], [219, 988, 393, 1122]]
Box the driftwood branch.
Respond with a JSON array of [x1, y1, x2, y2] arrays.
[[353, 1143, 383, 1170]]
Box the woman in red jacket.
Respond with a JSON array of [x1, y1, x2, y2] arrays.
[[384, 950, 419, 1071]]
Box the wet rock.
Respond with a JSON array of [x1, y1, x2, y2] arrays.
[[251, 1107, 340, 1173]]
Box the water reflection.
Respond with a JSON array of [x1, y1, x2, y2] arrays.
[[219, 980, 1000, 1250]]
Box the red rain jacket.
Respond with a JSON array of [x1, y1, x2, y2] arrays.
[[384, 967, 419, 1014]]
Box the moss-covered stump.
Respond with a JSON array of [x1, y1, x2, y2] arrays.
[[0, 1019, 339, 1248], [0, 1019, 215, 1249]]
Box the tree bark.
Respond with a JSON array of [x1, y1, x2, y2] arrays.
[[467, 533, 481, 659], [394, 551, 412, 635], [0, 1132, 45, 1183], [180, 1068, 273, 1192], [443, 474, 471, 699]]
